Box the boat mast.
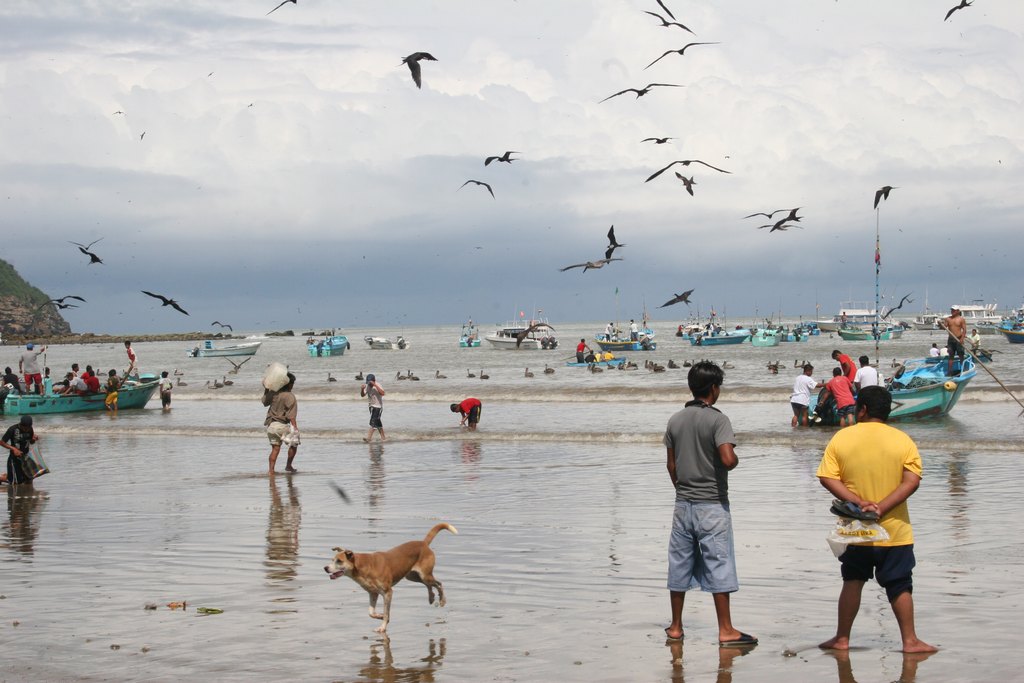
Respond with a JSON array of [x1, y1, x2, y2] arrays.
[[874, 197, 882, 366]]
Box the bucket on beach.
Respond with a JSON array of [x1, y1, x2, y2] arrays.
[[262, 362, 290, 391]]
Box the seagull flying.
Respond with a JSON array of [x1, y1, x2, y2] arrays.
[[599, 83, 683, 103], [659, 289, 694, 308], [142, 290, 189, 315], [944, 0, 972, 21], [645, 159, 731, 182], [459, 180, 495, 199], [267, 0, 296, 15], [605, 225, 626, 260], [644, 42, 720, 70], [69, 239, 104, 264], [401, 52, 437, 89], [559, 258, 623, 272], [211, 320, 234, 331], [874, 185, 897, 209], [643, 11, 695, 35], [674, 172, 696, 196]]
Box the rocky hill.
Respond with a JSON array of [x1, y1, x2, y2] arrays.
[[0, 259, 72, 339]]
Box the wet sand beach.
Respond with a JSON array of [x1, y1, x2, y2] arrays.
[[3, 328, 1023, 681]]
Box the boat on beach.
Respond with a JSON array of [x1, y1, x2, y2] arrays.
[[307, 335, 349, 357], [186, 340, 262, 358], [364, 335, 409, 350], [2, 373, 161, 415]]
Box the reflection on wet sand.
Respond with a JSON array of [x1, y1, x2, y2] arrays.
[[665, 641, 757, 683], [457, 440, 481, 481], [826, 649, 936, 683], [265, 474, 301, 586], [3, 486, 48, 556], [348, 636, 446, 683], [366, 442, 386, 515], [947, 451, 970, 542]]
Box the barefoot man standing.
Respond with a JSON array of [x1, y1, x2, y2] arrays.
[[816, 385, 937, 654]]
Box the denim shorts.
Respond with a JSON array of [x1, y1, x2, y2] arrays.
[[837, 404, 856, 418], [667, 499, 739, 593]]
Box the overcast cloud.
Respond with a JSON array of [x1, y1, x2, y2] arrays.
[[2, 0, 1022, 333]]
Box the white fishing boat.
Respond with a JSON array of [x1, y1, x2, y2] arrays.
[[485, 320, 557, 350], [186, 340, 262, 358], [950, 302, 1001, 331], [912, 313, 941, 331], [364, 335, 409, 350], [816, 302, 877, 332]]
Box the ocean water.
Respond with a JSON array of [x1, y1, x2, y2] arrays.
[[2, 323, 1023, 681]]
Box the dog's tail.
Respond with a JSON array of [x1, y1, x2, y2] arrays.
[[423, 522, 458, 545]]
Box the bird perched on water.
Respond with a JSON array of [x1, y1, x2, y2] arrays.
[[659, 289, 694, 308], [267, 0, 296, 16], [641, 136, 674, 144], [516, 323, 555, 348], [644, 42, 720, 70], [559, 258, 622, 273], [874, 185, 897, 209], [674, 172, 696, 196], [479, 369, 489, 380], [645, 159, 730, 182], [944, 0, 972, 21], [543, 365, 555, 375], [524, 367, 534, 378], [882, 293, 914, 320], [327, 372, 337, 383], [484, 150, 519, 166], [458, 180, 494, 198], [435, 370, 447, 379], [211, 320, 233, 331], [599, 83, 683, 103], [141, 290, 189, 315], [69, 239, 104, 264], [355, 370, 364, 381], [401, 52, 437, 89], [605, 225, 626, 259], [643, 11, 695, 35]]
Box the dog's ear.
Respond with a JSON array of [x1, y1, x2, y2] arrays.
[[345, 550, 355, 561], [332, 546, 343, 552]]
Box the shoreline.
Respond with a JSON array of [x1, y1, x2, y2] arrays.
[[2, 331, 242, 346]]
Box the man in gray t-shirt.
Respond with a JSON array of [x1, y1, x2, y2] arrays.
[[662, 361, 756, 647], [19, 343, 46, 395]]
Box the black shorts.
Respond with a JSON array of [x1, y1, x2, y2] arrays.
[[369, 406, 383, 429], [791, 402, 809, 417], [947, 334, 965, 358], [466, 404, 482, 425], [839, 544, 916, 602], [160, 391, 172, 407]]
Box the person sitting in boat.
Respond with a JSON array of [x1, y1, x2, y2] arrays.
[[928, 343, 940, 358], [82, 366, 101, 394], [601, 351, 615, 362], [3, 367, 23, 395], [584, 350, 598, 364], [968, 329, 981, 351], [51, 372, 75, 395], [639, 334, 653, 350]]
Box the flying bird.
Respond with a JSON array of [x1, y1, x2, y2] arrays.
[[599, 83, 683, 103], [267, 0, 296, 15], [874, 185, 897, 209], [559, 258, 623, 272], [655, 0, 677, 20], [401, 52, 437, 89], [113, 110, 125, 115], [743, 208, 797, 220], [641, 137, 674, 144], [659, 289, 694, 308], [643, 11, 695, 35], [758, 212, 804, 233], [328, 480, 351, 503], [484, 150, 519, 165], [140, 131, 146, 141], [459, 180, 494, 198], [944, 0, 972, 21], [69, 239, 104, 264], [516, 322, 554, 348], [674, 172, 696, 196], [605, 225, 626, 260], [211, 321, 234, 331], [226, 357, 252, 374], [645, 159, 731, 182], [644, 42, 720, 70], [141, 290, 189, 315], [52, 295, 87, 305], [882, 293, 914, 320]]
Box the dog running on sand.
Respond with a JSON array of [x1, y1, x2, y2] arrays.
[[324, 522, 457, 633]]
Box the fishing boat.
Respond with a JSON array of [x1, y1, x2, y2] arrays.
[[996, 323, 1024, 344], [780, 325, 813, 342], [186, 340, 262, 358], [689, 330, 748, 346], [810, 356, 975, 425], [2, 374, 161, 415], [836, 325, 904, 341], [459, 321, 481, 348], [750, 327, 782, 347], [951, 302, 1001, 327], [485, 320, 557, 350], [307, 335, 349, 357], [595, 320, 656, 352], [364, 335, 409, 350], [815, 303, 878, 332]]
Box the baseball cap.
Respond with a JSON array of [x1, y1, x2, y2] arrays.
[[26, 343, 34, 349], [366, 374, 375, 383]]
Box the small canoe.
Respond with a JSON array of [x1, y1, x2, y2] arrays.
[[565, 358, 627, 368]]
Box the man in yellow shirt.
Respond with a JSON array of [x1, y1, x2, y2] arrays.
[[816, 385, 937, 654]]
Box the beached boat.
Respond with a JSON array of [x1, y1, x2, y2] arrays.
[[307, 335, 349, 357], [836, 325, 904, 341], [689, 331, 748, 346], [810, 356, 975, 425], [750, 328, 782, 347], [459, 321, 481, 348], [2, 374, 161, 415], [364, 335, 409, 350], [186, 340, 262, 358], [485, 320, 557, 350]]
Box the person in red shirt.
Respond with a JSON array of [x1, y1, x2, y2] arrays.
[[831, 349, 857, 384], [450, 397, 483, 431], [823, 367, 856, 427], [83, 366, 101, 394], [575, 338, 592, 364]]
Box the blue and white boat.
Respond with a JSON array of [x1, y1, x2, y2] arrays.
[[187, 340, 262, 358], [308, 335, 349, 357], [459, 321, 481, 348], [2, 374, 161, 415], [565, 357, 627, 368], [689, 330, 749, 346], [750, 328, 782, 347]]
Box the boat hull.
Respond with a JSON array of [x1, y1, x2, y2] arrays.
[[3, 375, 161, 415], [750, 331, 781, 347], [308, 336, 349, 357], [836, 327, 904, 341], [485, 336, 541, 350], [997, 326, 1024, 343], [459, 337, 481, 348], [594, 337, 656, 352], [364, 336, 409, 350], [565, 358, 626, 368], [187, 341, 262, 358], [690, 334, 748, 346]]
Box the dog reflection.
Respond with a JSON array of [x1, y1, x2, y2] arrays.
[[4, 487, 48, 556], [356, 637, 446, 683], [265, 474, 301, 583]]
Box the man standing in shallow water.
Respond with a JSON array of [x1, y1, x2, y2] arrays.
[[816, 385, 937, 654], [663, 361, 756, 647], [262, 372, 299, 474]]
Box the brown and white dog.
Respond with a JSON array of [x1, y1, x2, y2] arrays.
[[324, 522, 457, 633]]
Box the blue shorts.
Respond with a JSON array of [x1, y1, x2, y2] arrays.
[[667, 500, 739, 593], [839, 544, 916, 602], [837, 404, 856, 418]]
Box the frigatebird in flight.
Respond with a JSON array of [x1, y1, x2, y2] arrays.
[[559, 258, 623, 272], [874, 185, 897, 209], [641, 137, 674, 144], [267, 0, 296, 15], [659, 289, 694, 308], [645, 159, 731, 182], [599, 83, 683, 103], [484, 151, 519, 165], [211, 321, 234, 331], [401, 52, 437, 89], [142, 291, 189, 315], [605, 225, 625, 260], [882, 293, 914, 320], [37, 295, 86, 311], [459, 180, 495, 198], [674, 172, 696, 196], [743, 208, 798, 220], [643, 11, 695, 35], [644, 42, 720, 70], [516, 322, 554, 348], [944, 0, 972, 21], [69, 239, 104, 264]]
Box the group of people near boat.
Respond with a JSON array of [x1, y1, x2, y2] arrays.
[[789, 349, 886, 428]]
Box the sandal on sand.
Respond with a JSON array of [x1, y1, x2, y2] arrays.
[[664, 628, 684, 641], [719, 633, 757, 647]]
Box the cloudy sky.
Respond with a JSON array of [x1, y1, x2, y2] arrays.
[[2, 0, 1022, 334]]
